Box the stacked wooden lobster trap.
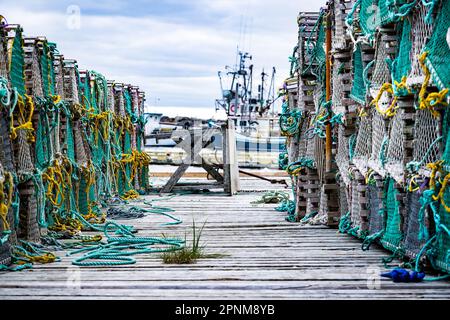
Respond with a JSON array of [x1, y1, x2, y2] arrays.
[[0, 18, 150, 269], [279, 0, 450, 275]]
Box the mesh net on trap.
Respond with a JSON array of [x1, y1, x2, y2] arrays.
[[17, 180, 40, 242], [367, 182, 385, 237], [0, 28, 8, 79], [350, 44, 367, 105], [434, 186, 450, 273], [350, 174, 368, 237], [24, 39, 44, 97], [368, 108, 389, 177], [407, 2, 436, 87], [384, 108, 405, 183], [369, 33, 392, 99], [331, 0, 354, 51], [63, 61, 80, 105], [338, 174, 350, 216], [352, 113, 372, 175], [336, 124, 352, 186], [0, 164, 15, 266], [411, 109, 442, 176], [421, 0, 450, 92], [53, 56, 64, 98], [380, 178, 404, 253], [403, 191, 433, 260]]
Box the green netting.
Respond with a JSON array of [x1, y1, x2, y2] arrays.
[[78, 175, 89, 215], [378, 0, 392, 26], [56, 172, 77, 218], [66, 117, 75, 162], [35, 107, 52, 171], [123, 89, 132, 116], [47, 43, 57, 96], [0, 26, 153, 267], [313, 15, 326, 78], [302, 11, 326, 81], [392, 17, 412, 87], [436, 188, 450, 273], [113, 128, 122, 158], [423, 0, 450, 91], [123, 89, 139, 123], [124, 128, 131, 154], [442, 110, 450, 170], [91, 139, 103, 167], [140, 165, 149, 191], [136, 132, 142, 152], [80, 72, 95, 112], [77, 172, 97, 215], [350, 44, 366, 104], [113, 125, 123, 196], [10, 29, 26, 96], [444, 117, 450, 162], [359, 0, 380, 38], [378, 0, 413, 26], [358, 0, 413, 35], [88, 72, 111, 199], [39, 42, 54, 97], [91, 71, 108, 112], [118, 168, 125, 195], [380, 178, 403, 252], [89, 179, 96, 206], [123, 130, 132, 193]]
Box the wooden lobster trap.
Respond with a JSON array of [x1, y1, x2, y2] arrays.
[[349, 167, 369, 237]]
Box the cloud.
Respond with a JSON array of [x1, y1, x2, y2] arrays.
[[2, 0, 323, 118]]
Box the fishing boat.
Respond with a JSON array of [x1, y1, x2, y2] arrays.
[[144, 50, 286, 168]]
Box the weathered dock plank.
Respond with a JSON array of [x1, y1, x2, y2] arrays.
[[0, 177, 448, 299]]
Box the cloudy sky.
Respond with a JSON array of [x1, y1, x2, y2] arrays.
[[2, 0, 322, 118]]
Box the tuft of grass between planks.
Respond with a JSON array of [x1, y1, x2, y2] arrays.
[[161, 219, 228, 264]]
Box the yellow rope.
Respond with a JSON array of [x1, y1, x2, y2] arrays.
[[418, 52, 449, 118], [121, 189, 139, 200], [71, 103, 87, 119], [60, 157, 78, 213], [115, 150, 150, 200], [0, 171, 14, 236], [124, 115, 134, 134], [10, 94, 35, 142], [426, 160, 450, 212], [408, 175, 421, 192], [79, 162, 103, 223], [433, 173, 450, 213], [52, 95, 61, 104], [42, 161, 65, 208], [13, 248, 58, 264], [365, 169, 375, 185], [427, 160, 444, 190], [358, 106, 369, 117], [88, 111, 111, 143], [393, 76, 411, 95], [80, 234, 103, 243], [370, 83, 398, 117], [48, 214, 83, 236], [120, 150, 151, 185]]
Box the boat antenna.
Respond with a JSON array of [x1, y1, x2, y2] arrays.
[[259, 67, 277, 116], [260, 69, 268, 108], [268, 67, 276, 115], [248, 64, 253, 101], [218, 71, 224, 97]]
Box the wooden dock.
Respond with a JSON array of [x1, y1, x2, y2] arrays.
[[0, 177, 449, 300]]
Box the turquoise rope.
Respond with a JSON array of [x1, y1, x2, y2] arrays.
[[68, 222, 184, 266]]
